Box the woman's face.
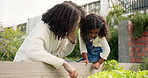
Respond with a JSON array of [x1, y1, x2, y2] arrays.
[[74, 17, 81, 30], [69, 17, 80, 32], [66, 17, 80, 42], [88, 28, 100, 39]]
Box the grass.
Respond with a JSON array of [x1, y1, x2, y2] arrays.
[[63, 57, 80, 62]]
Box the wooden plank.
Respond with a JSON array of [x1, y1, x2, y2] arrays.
[[119, 63, 141, 70], [0, 62, 140, 78], [0, 62, 102, 78]]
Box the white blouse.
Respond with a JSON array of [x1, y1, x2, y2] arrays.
[[14, 21, 76, 69], [78, 30, 110, 59]]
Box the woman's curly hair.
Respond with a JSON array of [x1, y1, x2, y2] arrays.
[[42, 3, 81, 40], [80, 13, 110, 45], [63, 1, 86, 19]]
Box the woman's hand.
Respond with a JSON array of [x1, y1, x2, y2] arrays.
[[92, 62, 101, 70], [63, 61, 78, 78]]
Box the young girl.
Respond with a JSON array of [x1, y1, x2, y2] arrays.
[[77, 13, 110, 70]]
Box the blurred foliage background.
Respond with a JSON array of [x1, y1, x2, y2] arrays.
[[0, 26, 25, 61], [0, 5, 147, 63]]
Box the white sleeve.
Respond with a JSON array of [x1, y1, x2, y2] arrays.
[[24, 23, 64, 69], [58, 39, 76, 57], [78, 30, 87, 54], [25, 37, 64, 69], [99, 37, 110, 60]]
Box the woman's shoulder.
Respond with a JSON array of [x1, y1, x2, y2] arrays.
[[35, 21, 49, 30], [28, 21, 52, 37]]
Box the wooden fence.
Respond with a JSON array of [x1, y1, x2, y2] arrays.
[[0, 62, 140, 78]]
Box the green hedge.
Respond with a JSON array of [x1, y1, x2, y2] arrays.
[[107, 29, 118, 61], [0, 27, 25, 61]]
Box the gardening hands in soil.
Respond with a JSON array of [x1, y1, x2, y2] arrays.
[[63, 61, 78, 78]]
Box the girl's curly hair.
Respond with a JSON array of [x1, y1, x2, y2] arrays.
[[42, 3, 81, 40], [80, 13, 110, 45]]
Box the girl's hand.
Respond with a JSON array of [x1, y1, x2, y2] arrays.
[[92, 62, 101, 70], [63, 61, 78, 78], [79, 60, 89, 66]]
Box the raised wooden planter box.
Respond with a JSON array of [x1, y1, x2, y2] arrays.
[[0, 62, 140, 78]]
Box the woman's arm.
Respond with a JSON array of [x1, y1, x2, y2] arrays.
[[15, 23, 65, 69], [58, 39, 76, 57], [25, 37, 64, 69], [63, 61, 78, 78]]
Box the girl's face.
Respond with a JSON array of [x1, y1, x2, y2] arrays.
[[88, 28, 100, 39]]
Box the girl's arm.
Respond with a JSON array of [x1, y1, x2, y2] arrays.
[[78, 30, 87, 54], [92, 58, 105, 70], [99, 37, 110, 60], [82, 53, 88, 60], [79, 53, 89, 66], [78, 30, 89, 65], [92, 37, 110, 69], [97, 57, 105, 64]]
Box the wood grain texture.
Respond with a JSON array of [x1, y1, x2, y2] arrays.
[[0, 62, 140, 78]]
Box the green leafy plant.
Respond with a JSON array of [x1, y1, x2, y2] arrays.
[[130, 57, 148, 71], [130, 12, 148, 38], [88, 69, 148, 78], [89, 60, 148, 78], [140, 57, 148, 70], [106, 5, 129, 27], [102, 60, 124, 71], [63, 57, 79, 62], [0, 27, 25, 61], [108, 29, 118, 60]]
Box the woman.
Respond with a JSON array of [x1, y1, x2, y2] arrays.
[[14, 2, 85, 78]]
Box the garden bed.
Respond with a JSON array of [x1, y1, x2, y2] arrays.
[[0, 61, 141, 78]]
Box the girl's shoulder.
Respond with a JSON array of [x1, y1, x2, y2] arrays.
[[93, 37, 101, 47], [93, 36, 100, 43], [93, 36, 107, 47], [93, 36, 106, 42], [94, 36, 102, 40]]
